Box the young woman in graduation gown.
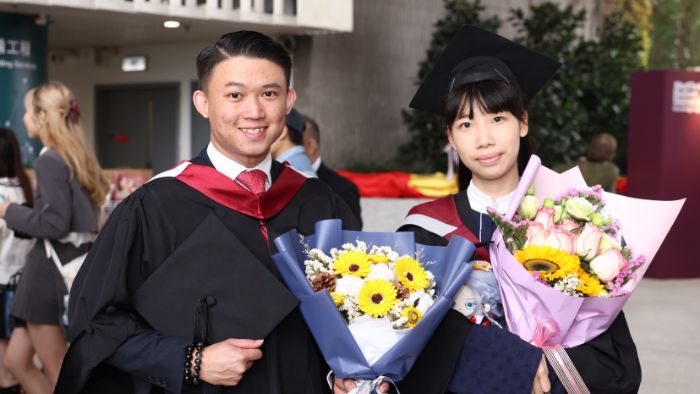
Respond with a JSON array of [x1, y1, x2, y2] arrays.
[[395, 26, 641, 394]]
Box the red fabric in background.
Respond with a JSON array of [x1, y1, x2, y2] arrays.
[[615, 177, 628, 195], [336, 171, 423, 198]]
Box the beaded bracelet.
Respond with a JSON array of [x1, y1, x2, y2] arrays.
[[184, 342, 204, 386]]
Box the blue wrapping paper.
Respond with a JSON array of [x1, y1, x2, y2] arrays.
[[271, 219, 475, 381]]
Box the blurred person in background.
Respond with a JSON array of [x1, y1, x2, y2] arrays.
[[303, 115, 362, 227], [0, 82, 109, 394], [270, 108, 317, 177], [572, 133, 620, 192], [0, 128, 35, 393]]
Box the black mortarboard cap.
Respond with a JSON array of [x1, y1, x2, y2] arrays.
[[409, 25, 561, 114], [132, 213, 298, 343], [285, 108, 306, 136]]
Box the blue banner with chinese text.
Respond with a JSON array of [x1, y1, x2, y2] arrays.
[[0, 12, 47, 166]]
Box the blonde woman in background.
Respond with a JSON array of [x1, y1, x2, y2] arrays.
[[0, 128, 35, 393], [0, 82, 109, 393]]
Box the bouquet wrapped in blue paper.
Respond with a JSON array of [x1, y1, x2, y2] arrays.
[[272, 219, 474, 392]]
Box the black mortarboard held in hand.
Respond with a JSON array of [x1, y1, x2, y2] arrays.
[[285, 108, 306, 137], [409, 25, 561, 114], [132, 213, 298, 344]]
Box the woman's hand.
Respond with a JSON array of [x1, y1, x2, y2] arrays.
[[0, 199, 12, 218], [531, 354, 551, 394]]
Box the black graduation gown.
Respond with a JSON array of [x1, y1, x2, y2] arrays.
[[316, 162, 362, 228], [397, 192, 642, 394], [56, 152, 360, 394]]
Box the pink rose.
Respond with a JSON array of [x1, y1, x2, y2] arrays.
[[589, 248, 626, 282], [527, 227, 575, 255], [598, 234, 622, 253], [559, 219, 579, 233], [526, 222, 545, 240], [551, 229, 575, 254], [533, 208, 555, 230], [575, 223, 604, 261]]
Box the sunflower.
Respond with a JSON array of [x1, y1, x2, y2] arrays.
[[358, 280, 398, 317], [368, 254, 390, 264], [333, 250, 371, 278], [395, 257, 429, 292], [514, 245, 580, 282], [330, 291, 346, 307], [576, 270, 607, 297], [401, 306, 422, 328]]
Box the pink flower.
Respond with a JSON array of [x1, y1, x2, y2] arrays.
[[598, 234, 622, 253], [533, 208, 555, 229], [527, 227, 575, 254], [589, 248, 626, 282], [526, 222, 545, 240], [559, 219, 579, 232], [575, 223, 604, 261]]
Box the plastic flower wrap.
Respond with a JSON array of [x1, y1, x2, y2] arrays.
[[272, 219, 474, 391], [489, 155, 685, 348]]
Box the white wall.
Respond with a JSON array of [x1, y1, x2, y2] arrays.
[[49, 41, 208, 162], [291, 0, 446, 169], [47, 0, 598, 170]]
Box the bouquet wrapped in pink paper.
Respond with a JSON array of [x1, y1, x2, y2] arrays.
[[488, 155, 684, 348]]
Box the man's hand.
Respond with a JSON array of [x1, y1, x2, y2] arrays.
[[333, 377, 390, 394], [198, 338, 264, 386], [531, 354, 551, 394]]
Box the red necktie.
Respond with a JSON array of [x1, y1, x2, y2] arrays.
[[236, 170, 267, 195]]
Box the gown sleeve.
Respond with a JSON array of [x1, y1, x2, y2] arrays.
[[551, 312, 641, 394], [331, 187, 362, 231], [106, 331, 191, 393], [56, 189, 167, 393], [397, 224, 448, 246]]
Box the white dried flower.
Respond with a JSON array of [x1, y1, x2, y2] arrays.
[[391, 317, 409, 330], [406, 291, 435, 315], [335, 276, 365, 298], [366, 263, 396, 282], [553, 273, 582, 297], [340, 296, 360, 323]]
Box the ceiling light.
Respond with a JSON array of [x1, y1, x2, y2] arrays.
[[163, 20, 180, 29]]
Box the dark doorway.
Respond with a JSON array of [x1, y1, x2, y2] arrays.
[[96, 83, 179, 173]]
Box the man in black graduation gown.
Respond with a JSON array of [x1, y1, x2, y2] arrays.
[[303, 116, 362, 227], [56, 31, 360, 394]]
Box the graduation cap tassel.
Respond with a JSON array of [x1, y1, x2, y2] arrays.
[[193, 297, 211, 346]]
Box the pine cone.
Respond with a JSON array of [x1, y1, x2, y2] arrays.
[[311, 272, 336, 292], [396, 283, 410, 300]]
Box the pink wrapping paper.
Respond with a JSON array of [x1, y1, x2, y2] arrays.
[[492, 155, 685, 347]]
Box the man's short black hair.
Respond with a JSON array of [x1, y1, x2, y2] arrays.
[[288, 129, 304, 146], [196, 31, 292, 91]]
